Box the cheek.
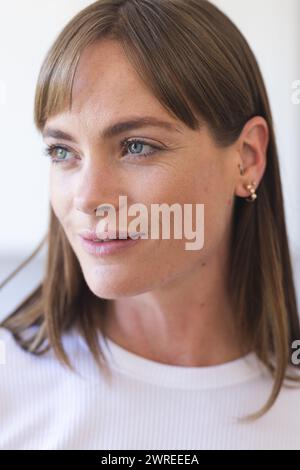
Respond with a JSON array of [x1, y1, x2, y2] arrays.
[[131, 166, 199, 205], [130, 159, 231, 250], [166, 160, 234, 255], [49, 171, 73, 224], [49, 155, 231, 267], [200, 185, 235, 258]]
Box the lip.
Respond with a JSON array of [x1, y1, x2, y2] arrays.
[[79, 228, 142, 241], [79, 232, 144, 256]]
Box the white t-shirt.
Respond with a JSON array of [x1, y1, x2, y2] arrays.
[[0, 326, 299, 450]]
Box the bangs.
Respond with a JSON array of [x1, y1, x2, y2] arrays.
[[34, 0, 229, 136]]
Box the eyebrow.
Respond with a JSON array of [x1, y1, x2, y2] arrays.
[[42, 116, 183, 142]]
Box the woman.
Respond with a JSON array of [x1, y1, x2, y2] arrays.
[[0, 0, 299, 450]]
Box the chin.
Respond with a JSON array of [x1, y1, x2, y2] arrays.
[[82, 267, 152, 300], [86, 283, 150, 300]]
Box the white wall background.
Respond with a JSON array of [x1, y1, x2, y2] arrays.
[[0, 0, 299, 318]]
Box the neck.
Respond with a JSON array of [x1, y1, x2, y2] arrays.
[[102, 252, 244, 367]]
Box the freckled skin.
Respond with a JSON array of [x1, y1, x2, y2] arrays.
[[44, 39, 268, 365], [46, 40, 239, 299]]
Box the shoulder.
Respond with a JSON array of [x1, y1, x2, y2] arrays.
[[243, 360, 300, 428], [0, 326, 109, 387], [0, 326, 59, 387], [0, 326, 53, 365], [0, 326, 24, 365], [0, 326, 90, 391], [275, 368, 300, 415]]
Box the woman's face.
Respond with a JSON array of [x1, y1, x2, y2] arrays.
[[44, 39, 239, 299]]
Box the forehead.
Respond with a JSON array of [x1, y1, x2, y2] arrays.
[[67, 39, 174, 124]]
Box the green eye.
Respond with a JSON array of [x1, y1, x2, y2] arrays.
[[44, 145, 73, 163], [55, 148, 69, 160]]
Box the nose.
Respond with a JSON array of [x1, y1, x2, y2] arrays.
[[74, 158, 123, 215]]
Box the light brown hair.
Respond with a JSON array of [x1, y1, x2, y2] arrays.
[[1, 0, 299, 418]]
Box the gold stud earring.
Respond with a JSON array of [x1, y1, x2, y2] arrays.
[[245, 181, 257, 202]]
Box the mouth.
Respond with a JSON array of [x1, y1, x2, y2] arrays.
[[78, 230, 146, 256], [92, 234, 141, 242], [79, 229, 144, 241]]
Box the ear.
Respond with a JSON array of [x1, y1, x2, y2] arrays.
[[235, 116, 269, 198]]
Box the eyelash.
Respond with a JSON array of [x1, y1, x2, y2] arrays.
[[43, 138, 162, 164]]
